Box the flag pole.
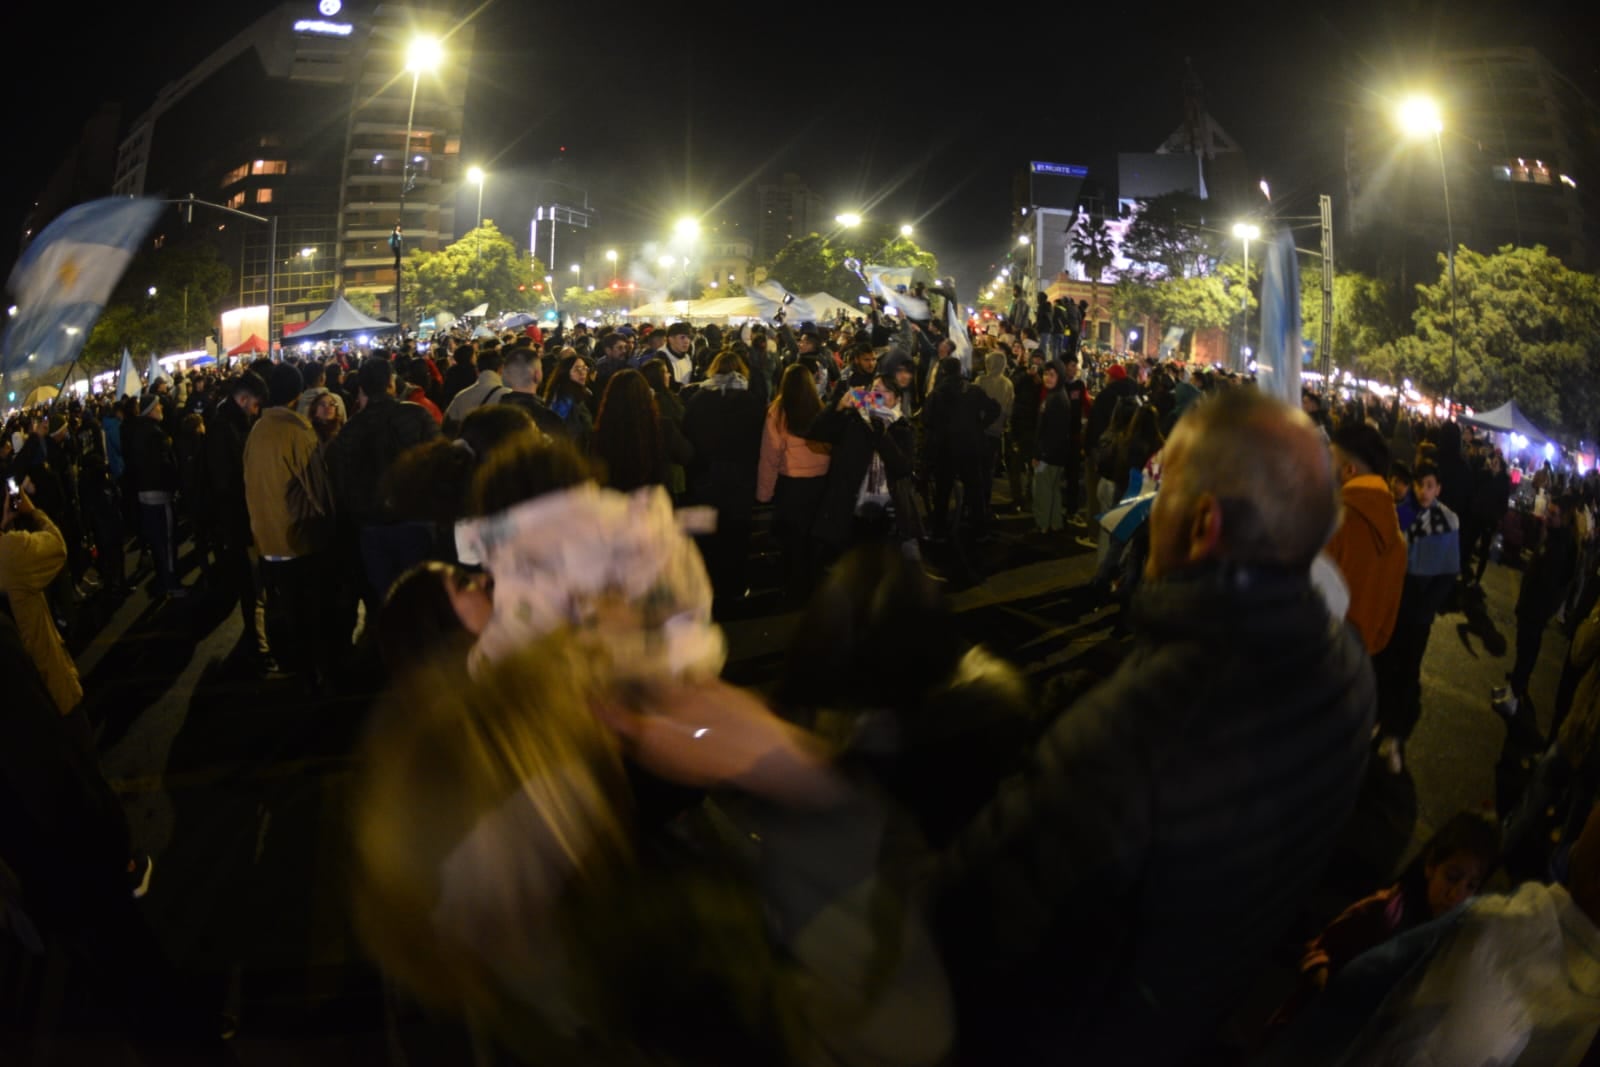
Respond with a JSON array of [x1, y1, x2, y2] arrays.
[[53, 356, 82, 403]]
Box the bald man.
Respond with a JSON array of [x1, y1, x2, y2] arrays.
[[936, 388, 1375, 1065]]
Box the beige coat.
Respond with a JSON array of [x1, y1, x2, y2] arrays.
[[0, 511, 82, 713], [243, 405, 331, 559]]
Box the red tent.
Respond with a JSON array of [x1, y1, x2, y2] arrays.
[[228, 334, 268, 356]]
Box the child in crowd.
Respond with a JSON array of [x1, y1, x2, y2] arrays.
[[1274, 812, 1500, 1023]]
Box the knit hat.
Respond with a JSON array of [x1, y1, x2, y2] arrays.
[[1106, 364, 1128, 381], [140, 394, 163, 418]]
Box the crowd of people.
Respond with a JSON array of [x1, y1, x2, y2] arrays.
[[6, 289, 1600, 1063]]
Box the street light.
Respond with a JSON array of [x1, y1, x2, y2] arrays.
[[147, 286, 158, 297], [1397, 93, 1457, 398], [674, 217, 701, 241], [395, 34, 443, 332], [899, 223, 914, 237], [658, 254, 677, 269], [467, 165, 486, 285], [1017, 234, 1030, 246], [299, 248, 315, 259], [1232, 222, 1260, 371], [835, 212, 862, 228]]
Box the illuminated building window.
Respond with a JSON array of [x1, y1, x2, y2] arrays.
[[256, 188, 274, 204], [223, 164, 249, 186], [1496, 158, 1554, 184], [251, 160, 288, 176], [228, 192, 246, 209]]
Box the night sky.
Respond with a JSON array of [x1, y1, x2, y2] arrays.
[[3, 0, 1592, 291]]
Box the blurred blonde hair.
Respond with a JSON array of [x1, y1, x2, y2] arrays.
[[350, 634, 631, 1027]]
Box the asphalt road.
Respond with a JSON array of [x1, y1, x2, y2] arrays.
[[6, 501, 1573, 1064]]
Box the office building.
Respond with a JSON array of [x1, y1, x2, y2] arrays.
[[756, 173, 824, 264], [110, 1, 472, 335], [1345, 47, 1598, 272]]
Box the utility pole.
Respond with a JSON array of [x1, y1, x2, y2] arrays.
[[1319, 194, 1334, 389], [173, 194, 277, 353]]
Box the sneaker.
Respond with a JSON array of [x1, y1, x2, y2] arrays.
[[1492, 686, 1519, 717], [129, 854, 154, 899], [1073, 535, 1098, 550], [1377, 736, 1404, 775]]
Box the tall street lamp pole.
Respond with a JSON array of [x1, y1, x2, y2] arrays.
[[396, 36, 442, 337], [468, 165, 486, 291], [1399, 95, 1457, 401], [1232, 221, 1260, 372]]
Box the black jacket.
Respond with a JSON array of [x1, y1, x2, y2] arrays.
[[499, 390, 568, 439], [121, 414, 179, 496], [804, 403, 916, 550], [326, 395, 439, 526], [1035, 383, 1079, 467], [205, 399, 254, 540], [921, 377, 1001, 466], [1086, 376, 1138, 448], [935, 564, 1374, 1064], [1008, 365, 1040, 441], [682, 381, 764, 521], [440, 361, 478, 406]]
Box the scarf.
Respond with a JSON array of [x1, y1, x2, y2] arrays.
[[706, 372, 748, 392]]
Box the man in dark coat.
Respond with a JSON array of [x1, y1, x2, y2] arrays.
[[326, 359, 439, 613], [682, 354, 765, 601], [205, 372, 269, 659], [935, 387, 1374, 1065], [921, 355, 1001, 536]]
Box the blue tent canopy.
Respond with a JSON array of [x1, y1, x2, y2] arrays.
[[1459, 400, 1552, 443], [290, 295, 395, 342]]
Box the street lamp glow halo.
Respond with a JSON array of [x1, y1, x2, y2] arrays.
[[674, 217, 700, 240], [899, 224, 914, 237], [1017, 234, 1030, 245], [835, 213, 862, 227], [467, 166, 484, 185], [1398, 95, 1443, 137], [1232, 222, 1260, 240], [405, 35, 443, 73]]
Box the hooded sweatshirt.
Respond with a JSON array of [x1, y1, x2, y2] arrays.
[[976, 352, 1014, 440], [1324, 474, 1406, 654]]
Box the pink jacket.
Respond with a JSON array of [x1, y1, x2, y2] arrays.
[[757, 406, 831, 502]]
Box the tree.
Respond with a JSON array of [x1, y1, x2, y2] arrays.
[[763, 231, 939, 299], [401, 220, 541, 319], [1299, 268, 1402, 374], [1119, 192, 1216, 280], [765, 234, 835, 294], [1367, 244, 1600, 439], [1070, 213, 1118, 285], [80, 241, 233, 372]]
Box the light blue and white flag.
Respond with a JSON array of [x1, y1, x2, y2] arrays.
[[115, 348, 141, 398], [1255, 227, 1302, 406], [944, 289, 973, 376], [865, 266, 930, 321], [2, 197, 164, 377], [145, 352, 167, 387]]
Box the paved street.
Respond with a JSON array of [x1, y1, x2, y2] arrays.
[[7, 502, 1572, 1063]]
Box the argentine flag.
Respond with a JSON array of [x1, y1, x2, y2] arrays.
[[115, 348, 141, 398], [3, 197, 164, 377]]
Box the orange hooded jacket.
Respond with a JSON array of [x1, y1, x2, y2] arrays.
[[1324, 474, 1407, 655]]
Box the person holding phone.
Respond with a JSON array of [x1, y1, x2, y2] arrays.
[[0, 483, 84, 716]]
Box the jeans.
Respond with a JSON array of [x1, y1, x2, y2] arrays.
[[1374, 617, 1433, 741], [1033, 463, 1066, 532], [1509, 607, 1556, 696], [261, 554, 332, 684], [138, 498, 178, 593]]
